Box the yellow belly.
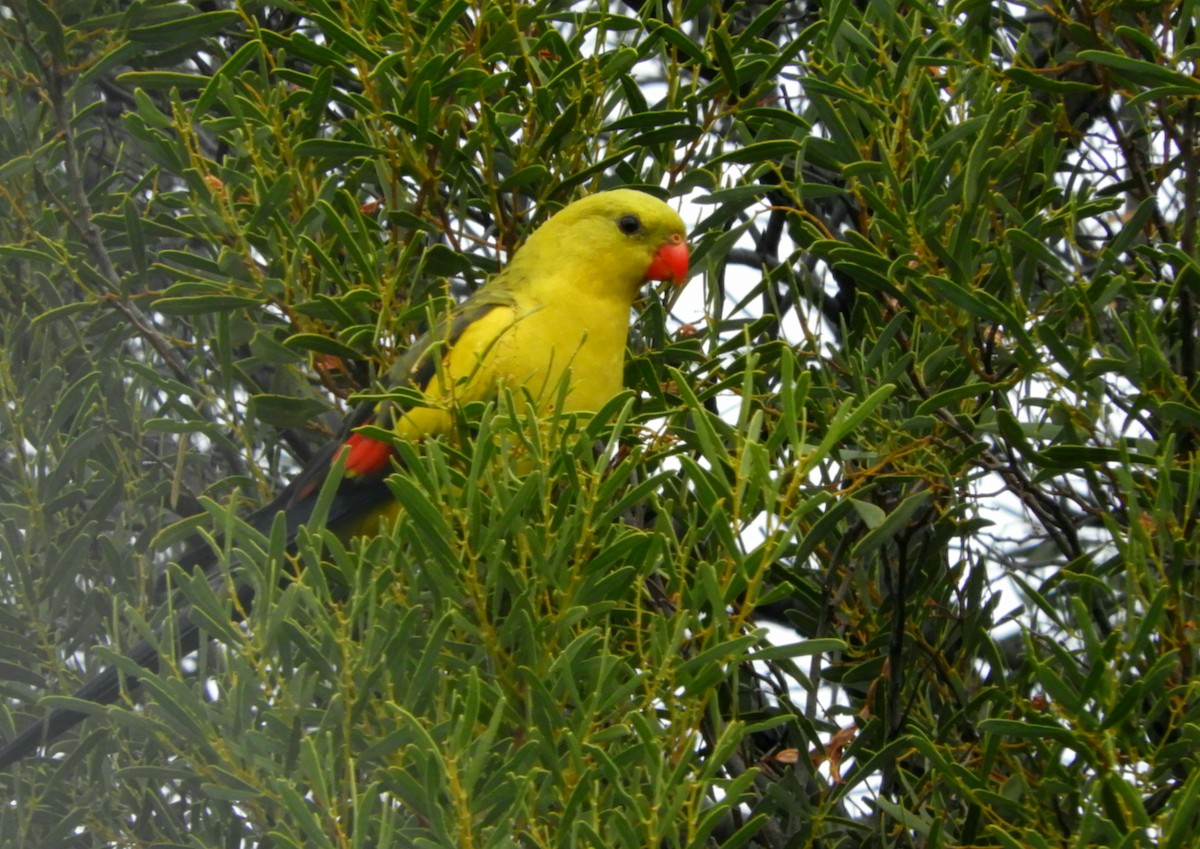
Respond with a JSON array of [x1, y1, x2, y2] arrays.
[[393, 295, 629, 441]]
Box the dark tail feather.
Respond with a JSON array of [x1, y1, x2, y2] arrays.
[[0, 473, 393, 769], [0, 574, 257, 770]]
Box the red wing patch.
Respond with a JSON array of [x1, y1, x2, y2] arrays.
[[343, 432, 394, 477]]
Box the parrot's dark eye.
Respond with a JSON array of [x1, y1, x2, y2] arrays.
[[617, 214, 642, 235]]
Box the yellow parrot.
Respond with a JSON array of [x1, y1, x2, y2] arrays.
[[0, 188, 689, 768]]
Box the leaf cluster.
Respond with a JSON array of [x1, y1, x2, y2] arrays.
[[3, 0, 1200, 847]]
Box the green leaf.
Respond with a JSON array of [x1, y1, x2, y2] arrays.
[[1161, 767, 1200, 849], [750, 638, 846, 660], [915, 382, 990, 416], [646, 22, 705, 63], [708, 139, 804, 167], [117, 71, 209, 90], [249, 394, 331, 427], [1039, 445, 1158, 468], [1078, 49, 1200, 91], [978, 717, 1080, 746], [1004, 67, 1098, 94], [25, 0, 66, 62], [294, 139, 385, 160], [128, 11, 242, 44], [196, 39, 264, 116], [851, 490, 933, 559]]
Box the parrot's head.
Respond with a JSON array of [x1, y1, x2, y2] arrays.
[[513, 189, 690, 302]]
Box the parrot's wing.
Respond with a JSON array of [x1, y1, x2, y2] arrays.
[[272, 285, 518, 512]]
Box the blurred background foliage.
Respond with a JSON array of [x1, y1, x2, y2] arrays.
[[1, 0, 1198, 846]]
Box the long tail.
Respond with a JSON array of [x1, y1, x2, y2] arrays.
[[0, 474, 394, 770]]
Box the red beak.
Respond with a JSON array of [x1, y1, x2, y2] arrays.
[[645, 234, 690, 285]]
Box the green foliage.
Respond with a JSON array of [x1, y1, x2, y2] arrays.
[[72, 394, 828, 848], [2, 0, 1199, 847]]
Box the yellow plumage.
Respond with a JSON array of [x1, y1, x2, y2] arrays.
[[380, 189, 689, 443]]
